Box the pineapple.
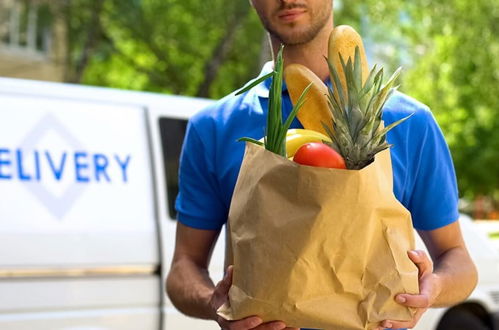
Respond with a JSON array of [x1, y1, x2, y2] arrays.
[[323, 47, 412, 170]]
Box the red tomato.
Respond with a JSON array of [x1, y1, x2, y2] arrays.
[[293, 142, 346, 169]]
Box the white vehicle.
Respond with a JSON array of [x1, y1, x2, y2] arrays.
[[0, 77, 498, 330], [414, 215, 499, 330]]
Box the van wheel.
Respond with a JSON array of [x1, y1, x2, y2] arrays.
[[437, 309, 490, 330]]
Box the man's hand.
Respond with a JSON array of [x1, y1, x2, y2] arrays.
[[211, 266, 298, 330], [378, 250, 442, 329]]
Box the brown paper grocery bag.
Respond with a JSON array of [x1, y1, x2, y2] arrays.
[[218, 142, 419, 330]]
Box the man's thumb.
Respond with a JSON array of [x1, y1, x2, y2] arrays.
[[218, 265, 234, 293]]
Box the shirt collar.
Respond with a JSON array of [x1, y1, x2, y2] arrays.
[[253, 61, 276, 98]]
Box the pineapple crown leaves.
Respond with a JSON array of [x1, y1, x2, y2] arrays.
[[323, 46, 413, 169], [236, 45, 312, 157]]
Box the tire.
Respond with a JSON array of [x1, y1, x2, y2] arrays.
[[437, 308, 490, 330]]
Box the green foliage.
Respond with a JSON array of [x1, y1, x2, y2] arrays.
[[336, 0, 499, 200], [78, 0, 265, 98], [208, 12, 266, 98], [401, 1, 499, 199]]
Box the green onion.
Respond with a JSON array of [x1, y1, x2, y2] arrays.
[[237, 45, 311, 157]]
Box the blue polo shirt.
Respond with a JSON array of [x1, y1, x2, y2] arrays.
[[176, 63, 459, 232], [176, 63, 459, 330]]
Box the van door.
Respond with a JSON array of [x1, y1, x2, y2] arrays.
[[0, 90, 160, 329], [147, 100, 224, 329]]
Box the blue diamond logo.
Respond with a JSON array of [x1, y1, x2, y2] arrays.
[[19, 113, 87, 220]]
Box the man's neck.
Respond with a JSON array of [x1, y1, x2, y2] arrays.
[[270, 24, 333, 82]]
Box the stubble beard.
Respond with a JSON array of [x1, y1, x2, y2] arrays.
[[261, 5, 332, 46]]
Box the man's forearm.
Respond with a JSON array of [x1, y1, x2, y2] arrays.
[[166, 257, 216, 319], [432, 246, 478, 307]]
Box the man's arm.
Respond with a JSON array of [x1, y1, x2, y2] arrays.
[[380, 220, 478, 329], [417, 220, 478, 306], [166, 222, 293, 330], [166, 222, 220, 319]]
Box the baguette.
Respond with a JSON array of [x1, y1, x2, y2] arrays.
[[284, 64, 331, 135], [328, 25, 369, 100]]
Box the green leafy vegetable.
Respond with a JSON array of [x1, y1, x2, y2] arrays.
[[237, 45, 311, 157]]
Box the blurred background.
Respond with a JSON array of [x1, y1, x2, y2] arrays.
[[0, 0, 498, 219]]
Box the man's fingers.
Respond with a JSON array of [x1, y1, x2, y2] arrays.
[[216, 265, 234, 295], [381, 308, 425, 329], [218, 315, 262, 330], [408, 250, 433, 276], [251, 321, 287, 330], [223, 265, 234, 286], [213, 266, 288, 330], [396, 272, 434, 309], [218, 318, 285, 330], [381, 320, 412, 329], [396, 293, 430, 308]]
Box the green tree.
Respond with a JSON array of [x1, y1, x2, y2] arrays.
[[77, 0, 265, 98], [58, 0, 106, 83], [402, 0, 499, 200], [337, 0, 499, 201]]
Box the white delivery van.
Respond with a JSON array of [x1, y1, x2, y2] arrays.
[[0, 77, 223, 330], [0, 77, 498, 330]]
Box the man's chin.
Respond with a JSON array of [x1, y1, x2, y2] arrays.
[[266, 19, 329, 46], [272, 30, 317, 46]]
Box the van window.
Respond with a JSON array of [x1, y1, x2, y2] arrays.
[[159, 117, 187, 219]]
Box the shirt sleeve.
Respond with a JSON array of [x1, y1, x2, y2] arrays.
[[175, 119, 227, 230], [407, 109, 460, 230]]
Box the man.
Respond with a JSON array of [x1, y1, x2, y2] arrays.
[[166, 0, 478, 329]]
